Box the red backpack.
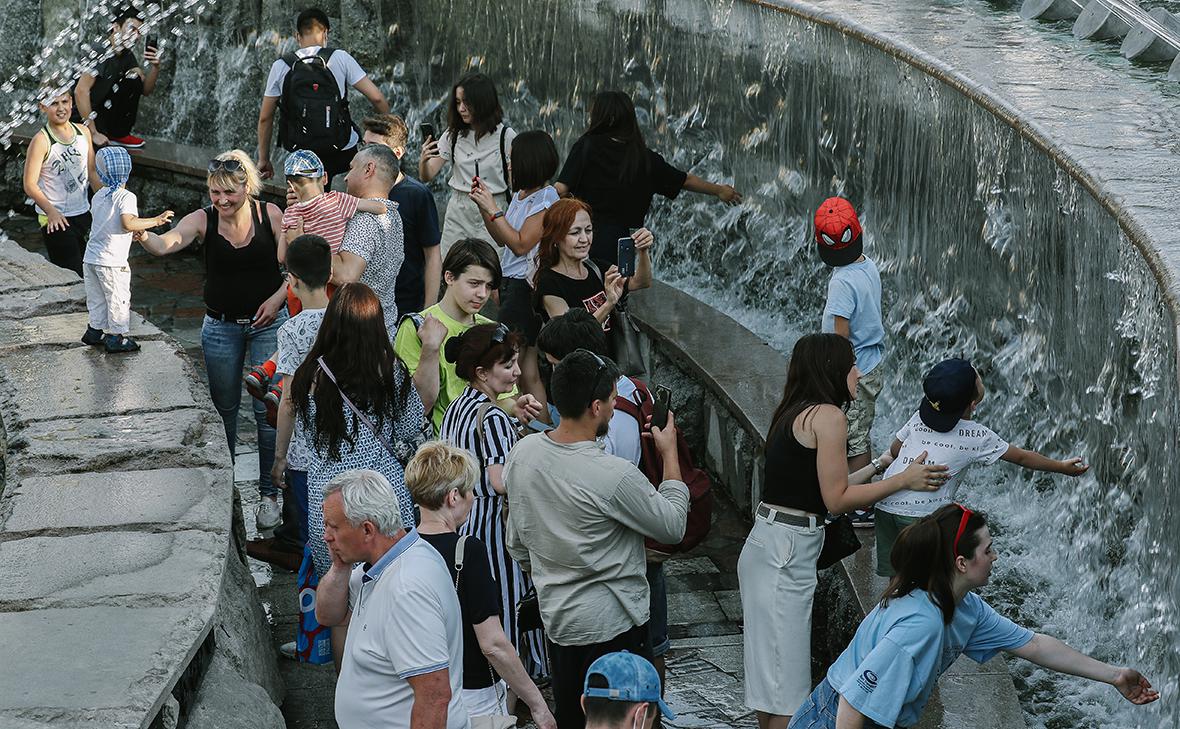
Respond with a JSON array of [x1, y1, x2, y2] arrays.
[[614, 378, 714, 556]]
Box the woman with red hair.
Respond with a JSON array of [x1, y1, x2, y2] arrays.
[[531, 197, 653, 328]]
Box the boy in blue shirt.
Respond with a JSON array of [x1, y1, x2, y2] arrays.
[[816, 197, 884, 526]]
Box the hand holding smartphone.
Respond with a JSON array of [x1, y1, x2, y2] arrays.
[[419, 122, 436, 143], [651, 385, 672, 431], [617, 237, 636, 277]]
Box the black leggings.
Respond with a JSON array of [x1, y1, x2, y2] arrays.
[[41, 212, 91, 276]]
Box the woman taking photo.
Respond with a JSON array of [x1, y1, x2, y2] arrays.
[[419, 72, 516, 256], [532, 198, 653, 328], [287, 283, 425, 579], [438, 323, 547, 680], [738, 333, 947, 729], [470, 129, 560, 411], [138, 150, 288, 532], [789, 504, 1159, 727], [555, 90, 741, 264], [406, 441, 557, 729]]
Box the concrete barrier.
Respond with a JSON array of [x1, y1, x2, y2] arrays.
[[1021, 0, 1083, 22], [1074, 0, 1132, 41], [1120, 7, 1180, 63]]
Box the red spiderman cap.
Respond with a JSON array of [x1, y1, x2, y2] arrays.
[[814, 197, 863, 267]]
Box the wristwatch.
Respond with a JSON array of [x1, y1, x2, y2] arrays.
[[870, 457, 885, 475]]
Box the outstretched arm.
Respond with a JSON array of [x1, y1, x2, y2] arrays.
[[1001, 446, 1089, 476], [683, 173, 741, 204], [1010, 634, 1159, 705]]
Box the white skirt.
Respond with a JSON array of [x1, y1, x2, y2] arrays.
[[738, 506, 825, 715], [463, 680, 508, 717]]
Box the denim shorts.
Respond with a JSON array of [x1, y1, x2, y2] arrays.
[[787, 679, 893, 729]]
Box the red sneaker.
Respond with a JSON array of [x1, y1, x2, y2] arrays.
[[244, 363, 273, 401], [263, 382, 283, 428], [109, 134, 145, 149]]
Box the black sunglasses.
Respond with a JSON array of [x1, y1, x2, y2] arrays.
[[208, 158, 244, 173], [576, 348, 609, 409]]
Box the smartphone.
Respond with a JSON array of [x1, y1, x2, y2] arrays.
[[419, 122, 435, 142], [652, 385, 672, 431], [145, 34, 158, 53], [617, 237, 637, 277], [473, 160, 481, 187]]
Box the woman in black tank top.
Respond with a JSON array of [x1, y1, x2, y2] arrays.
[[736, 334, 946, 729], [139, 150, 289, 521]]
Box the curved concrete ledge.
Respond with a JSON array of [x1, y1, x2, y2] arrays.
[[0, 239, 282, 727]]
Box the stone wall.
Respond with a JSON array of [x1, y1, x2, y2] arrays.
[[0, 239, 281, 728]]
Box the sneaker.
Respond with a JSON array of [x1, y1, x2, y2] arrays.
[[109, 134, 145, 148], [279, 641, 297, 660], [81, 326, 105, 346], [255, 495, 282, 531], [244, 365, 272, 401], [263, 385, 282, 428], [850, 508, 876, 528], [103, 333, 140, 353]]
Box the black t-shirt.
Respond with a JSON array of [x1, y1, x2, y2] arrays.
[[92, 50, 143, 103], [389, 175, 442, 315], [762, 420, 826, 516], [556, 134, 687, 227], [534, 259, 615, 330], [418, 531, 502, 690]]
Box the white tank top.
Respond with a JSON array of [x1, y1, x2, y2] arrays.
[[34, 123, 90, 217]]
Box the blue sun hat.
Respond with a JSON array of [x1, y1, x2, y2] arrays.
[[583, 652, 676, 719], [96, 146, 132, 195]]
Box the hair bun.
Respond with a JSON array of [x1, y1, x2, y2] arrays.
[[443, 336, 462, 364]]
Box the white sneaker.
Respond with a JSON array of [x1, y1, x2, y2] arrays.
[[279, 641, 297, 660], [256, 496, 281, 531]]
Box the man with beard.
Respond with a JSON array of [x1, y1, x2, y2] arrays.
[[503, 350, 689, 729]]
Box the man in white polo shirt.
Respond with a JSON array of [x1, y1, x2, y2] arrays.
[[315, 469, 468, 729]]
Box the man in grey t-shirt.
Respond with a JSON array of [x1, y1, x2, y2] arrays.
[[504, 350, 689, 729]]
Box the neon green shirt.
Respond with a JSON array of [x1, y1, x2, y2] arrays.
[[394, 303, 515, 430]]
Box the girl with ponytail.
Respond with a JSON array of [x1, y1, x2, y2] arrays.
[[788, 504, 1160, 728]]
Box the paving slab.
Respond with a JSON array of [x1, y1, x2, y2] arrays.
[[668, 591, 727, 625], [0, 237, 79, 294], [0, 605, 212, 725], [0, 340, 198, 426], [0, 467, 231, 535], [4, 408, 228, 479], [0, 311, 162, 352], [0, 280, 85, 321], [0, 530, 224, 608]]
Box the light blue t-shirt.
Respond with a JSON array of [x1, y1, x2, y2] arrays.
[[821, 256, 884, 375], [826, 590, 1033, 728]]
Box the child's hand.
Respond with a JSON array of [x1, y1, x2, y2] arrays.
[[418, 313, 448, 352], [1060, 457, 1089, 477], [155, 210, 174, 227]]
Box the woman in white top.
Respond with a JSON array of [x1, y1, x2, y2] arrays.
[[470, 130, 560, 416], [22, 88, 99, 276], [419, 72, 516, 257]]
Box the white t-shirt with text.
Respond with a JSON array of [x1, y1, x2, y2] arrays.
[[85, 188, 138, 267], [875, 412, 1008, 517]]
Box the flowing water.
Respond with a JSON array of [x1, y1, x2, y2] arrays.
[[3, 0, 1179, 727]]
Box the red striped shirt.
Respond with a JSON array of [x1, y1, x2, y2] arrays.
[[281, 191, 361, 252]]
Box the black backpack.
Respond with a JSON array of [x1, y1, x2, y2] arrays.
[[278, 48, 353, 152]]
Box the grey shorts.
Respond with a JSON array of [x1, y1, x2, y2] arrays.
[[846, 363, 885, 457]]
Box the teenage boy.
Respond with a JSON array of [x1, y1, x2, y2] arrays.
[[74, 8, 161, 148], [582, 653, 677, 729], [257, 7, 390, 182], [23, 87, 100, 275], [394, 238, 536, 431], [873, 358, 1089, 577], [249, 234, 333, 563], [360, 114, 442, 314], [815, 196, 883, 526]]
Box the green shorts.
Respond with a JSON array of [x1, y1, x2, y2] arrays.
[[875, 509, 920, 577]]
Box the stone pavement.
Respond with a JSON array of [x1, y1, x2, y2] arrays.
[[6, 223, 760, 727]]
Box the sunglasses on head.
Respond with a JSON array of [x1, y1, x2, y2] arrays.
[[208, 158, 244, 173], [478, 323, 511, 358], [576, 348, 609, 409], [952, 503, 973, 557]]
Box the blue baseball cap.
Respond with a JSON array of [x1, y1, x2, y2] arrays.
[[919, 358, 979, 433], [284, 149, 325, 178], [584, 652, 676, 720]]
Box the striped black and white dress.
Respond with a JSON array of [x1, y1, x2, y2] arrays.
[[439, 386, 549, 678]]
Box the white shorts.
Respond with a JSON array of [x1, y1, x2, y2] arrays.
[[83, 262, 132, 334], [441, 189, 507, 260], [738, 505, 825, 715], [462, 680, 507, 717]]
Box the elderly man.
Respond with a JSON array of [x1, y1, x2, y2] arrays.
[[504, 351, 689, 729], [316, 470, 468, 729], [332, 144, 405, 337]]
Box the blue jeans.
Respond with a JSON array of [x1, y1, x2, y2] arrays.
[[788, 679, 893, 729], [647, 561, 670, 657], [201, 312, 286, 497]]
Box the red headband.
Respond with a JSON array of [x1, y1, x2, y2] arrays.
[[952, 504, 973, 558]]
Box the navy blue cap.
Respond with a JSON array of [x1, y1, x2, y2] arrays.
[[919, 359, 978, 433], [584, 652, 676, 719]]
